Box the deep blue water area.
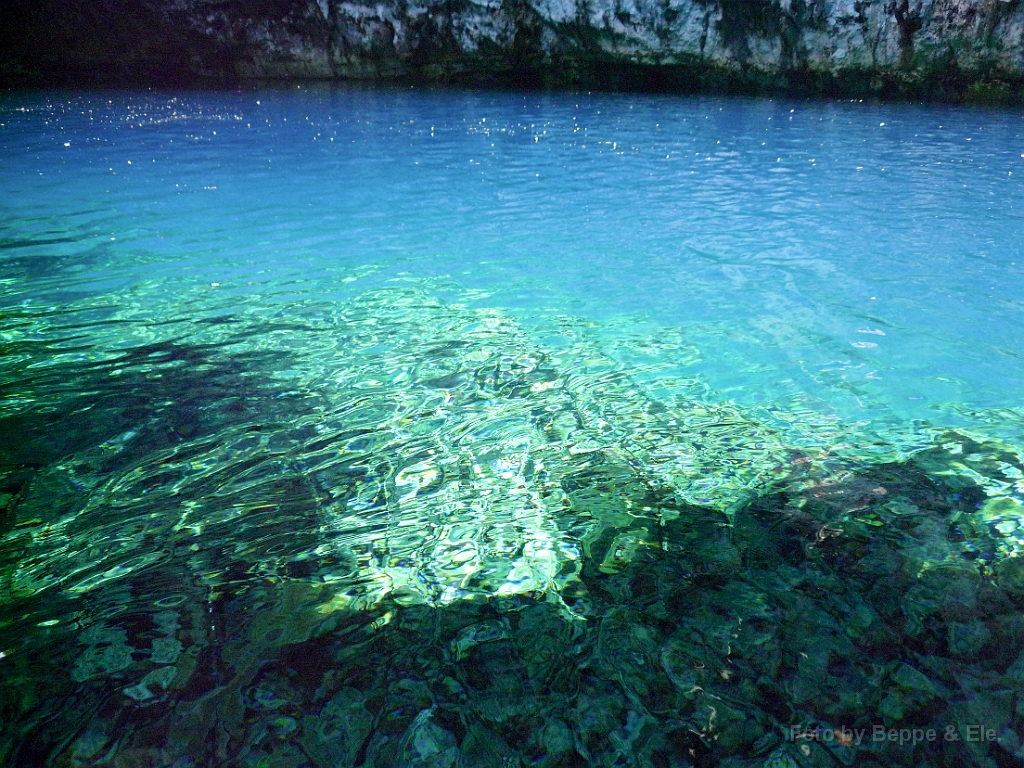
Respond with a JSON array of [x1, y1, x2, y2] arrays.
[[2, 85, 1024, 767]]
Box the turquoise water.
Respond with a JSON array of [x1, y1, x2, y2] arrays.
[[2, 85, 1024, 766]]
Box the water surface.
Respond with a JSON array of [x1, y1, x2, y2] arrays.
[[2, 85, 1024, 767]]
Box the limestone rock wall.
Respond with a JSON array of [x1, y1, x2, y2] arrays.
[[4, 0, 1024, 98]]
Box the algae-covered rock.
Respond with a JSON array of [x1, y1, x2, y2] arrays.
[[948, 621, 993, 661], [995, 561, 1024, 593], [892, 663, 937, 696], [300, 688, 375, 766], [402, 708, 462, 768]]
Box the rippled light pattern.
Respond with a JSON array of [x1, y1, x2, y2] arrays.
[[2, 87, 1024, 767]]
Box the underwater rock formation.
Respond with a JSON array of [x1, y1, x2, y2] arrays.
[[4, 281, 1024, 765], [3, 0, 1024, 99], [1, 284, 969, 613]]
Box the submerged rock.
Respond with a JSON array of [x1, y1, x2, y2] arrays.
[[5, 281, 1024, 766]]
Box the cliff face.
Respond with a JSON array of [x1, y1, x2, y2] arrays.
[[4, 0, 1024, 99]]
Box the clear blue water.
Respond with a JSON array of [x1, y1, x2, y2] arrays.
[[3, 85, 1024, 767], [5, 88, 1024, 425]]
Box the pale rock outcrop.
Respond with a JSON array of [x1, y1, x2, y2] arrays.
[[3, 0, 1023, 98]]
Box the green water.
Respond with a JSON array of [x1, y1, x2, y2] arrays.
[[2, 87, 1024, 767]]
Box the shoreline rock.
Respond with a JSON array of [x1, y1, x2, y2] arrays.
[[3, 0, 1024, 103]]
